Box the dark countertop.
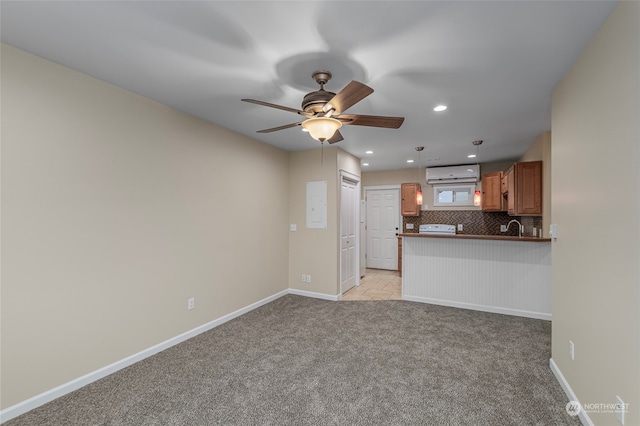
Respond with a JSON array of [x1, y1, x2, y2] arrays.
[[399, 233, 551, 242]]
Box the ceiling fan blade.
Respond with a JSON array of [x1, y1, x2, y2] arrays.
[[256, 122, 302, 133], [242, 99, 311, 117], [327, 130, 344, 144], [337, 114, 405, 129], [322, 81, 373, 115]]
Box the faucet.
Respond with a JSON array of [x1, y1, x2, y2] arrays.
[[506, 219, 523, 237]]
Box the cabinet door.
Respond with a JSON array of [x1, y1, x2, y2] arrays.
[[501, 172, 508, 195], [481, 172, 504, 211], [398, 237, 402, 277], [516, 161, 542, 215], [506, 166, 515, 215], [401, 183, 420, 216]]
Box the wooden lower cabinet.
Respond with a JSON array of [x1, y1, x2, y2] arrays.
[[398, 237, 402, 277]]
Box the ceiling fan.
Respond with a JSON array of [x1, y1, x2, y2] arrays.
[[242, 71, 405, 144]]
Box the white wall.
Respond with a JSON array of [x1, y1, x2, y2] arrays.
[[0, 44, 290, 409], [550, 2, 639, 425]]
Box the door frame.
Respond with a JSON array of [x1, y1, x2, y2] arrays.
[[339, 170, 360, 294], [363, 185, 402, 270]]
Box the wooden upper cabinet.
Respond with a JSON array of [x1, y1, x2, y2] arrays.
[[515, 161, 542, 216], [501, 170, 509, 195], [401, 182, 421, 216], [481, 171, 504, 211], [503, 161, 542, 216], [506, 166, 515, 215]]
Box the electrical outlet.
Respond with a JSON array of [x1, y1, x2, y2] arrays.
[[457, 224, 463, 232], [301, 274, 306, 282], [532, 226, 537, 236], [569, 340, 574, 360], [188, 298, 195, 310], [306, 275, 311, 283], [406, 223, 414, 230], [500, 225, 507, 232], [616, 395, 625, 425]]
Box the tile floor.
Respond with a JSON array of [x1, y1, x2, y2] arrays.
[[341, 268, 402, 301]]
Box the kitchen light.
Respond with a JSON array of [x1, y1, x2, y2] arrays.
[[472, 140, 483, 206], [365, 150, 373, 154], [407, 159, 414, 163], [301, 117, 342, 142], [434, 105, 448, 112], [363, 163, 370, 166], [468, 154, 477, 158]]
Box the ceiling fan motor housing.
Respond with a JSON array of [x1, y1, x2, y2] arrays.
[[302, 90, 336, 114]]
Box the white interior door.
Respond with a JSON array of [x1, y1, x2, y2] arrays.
[[366, 189, 400, 270], [340, 177, 358, 294]]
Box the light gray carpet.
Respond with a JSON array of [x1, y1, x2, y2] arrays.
[[5, 295, 578, 425]]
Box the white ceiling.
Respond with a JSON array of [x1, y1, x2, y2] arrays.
[[1, 1, 616, 171]]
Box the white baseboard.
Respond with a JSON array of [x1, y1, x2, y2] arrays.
[[402, 294, 552, 320], [549, 358, 593, 426], [0, 289, 289, 423], [288, 288, 340, 301]]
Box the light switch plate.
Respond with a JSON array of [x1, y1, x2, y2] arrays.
[[406, 223, 414, 230], [290, 224, 297, 231], [550, 224, 558, 238]]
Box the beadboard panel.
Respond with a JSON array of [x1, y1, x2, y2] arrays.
[[402, 237, 551, 319]]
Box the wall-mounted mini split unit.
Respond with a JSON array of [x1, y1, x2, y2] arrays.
[[425, 165, 479, 184]]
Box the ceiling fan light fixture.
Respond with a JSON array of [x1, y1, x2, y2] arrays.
[[301, 117, 342, 142]]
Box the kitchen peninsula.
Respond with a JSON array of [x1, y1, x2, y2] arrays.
[[400, 233, 552, 320]]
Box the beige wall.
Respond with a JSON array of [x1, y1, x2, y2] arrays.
[[0, 44, 290, 408], [288, 147, 360, 296], [551, 2, 639, 425], [362, 162, 512, 211]]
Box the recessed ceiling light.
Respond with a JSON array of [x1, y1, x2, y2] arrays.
[[434, 105, 448, 112], [407, 159, 414, 163], [365, 150, 373, 154], [468, 154, 477, 158], [363, 163, 370, 166]]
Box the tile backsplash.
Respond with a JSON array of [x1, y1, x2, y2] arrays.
[[403, 210, 542, 237]]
